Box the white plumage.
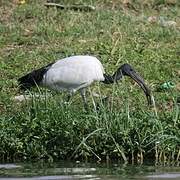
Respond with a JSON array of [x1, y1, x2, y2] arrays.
[[42, 55, 105, 93]]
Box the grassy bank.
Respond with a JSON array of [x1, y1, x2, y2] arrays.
[[0, 0, 179, 163]]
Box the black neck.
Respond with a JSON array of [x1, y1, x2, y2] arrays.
[[102, 71, 123, 84], [101, 63, 152, 105]]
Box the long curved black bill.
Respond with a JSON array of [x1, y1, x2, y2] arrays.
[[128, 71, 152, 105]]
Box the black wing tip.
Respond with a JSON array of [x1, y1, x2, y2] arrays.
[[17, 62, 53, 91], [18, 74, 33, 91]]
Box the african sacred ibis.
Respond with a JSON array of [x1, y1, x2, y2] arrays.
[[18, 55, 152, 109]]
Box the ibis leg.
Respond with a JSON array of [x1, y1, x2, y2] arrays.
[[66, 93, 72, 102], [80, 88, 88, 111], [64, 92, 74, 105]]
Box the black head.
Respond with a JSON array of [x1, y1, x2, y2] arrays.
[[120, 63, 136, 76], [116, 63, 152, 105]]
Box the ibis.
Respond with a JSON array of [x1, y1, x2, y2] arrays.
[[18, 55, 152, 109]]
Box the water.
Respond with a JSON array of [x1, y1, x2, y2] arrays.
[[0, 161, 180, 180]]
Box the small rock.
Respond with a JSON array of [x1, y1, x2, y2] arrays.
[[147, 16, 158, 23], [147, 16, 177, 28], [14, 95, 28, 102], [13, 94, 51, 102], [161, 20, 177, 27], [166, 0, 177, 5], [78, 39, 87, 43]]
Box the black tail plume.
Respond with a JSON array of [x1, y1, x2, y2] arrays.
[[18, 63, 53, 91]]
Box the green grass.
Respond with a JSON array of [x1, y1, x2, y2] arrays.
[[0, 0, 179, 163]]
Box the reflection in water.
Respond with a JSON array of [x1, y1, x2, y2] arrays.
[[147, 173, 180, 179], [0, 162, 180, 180]]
